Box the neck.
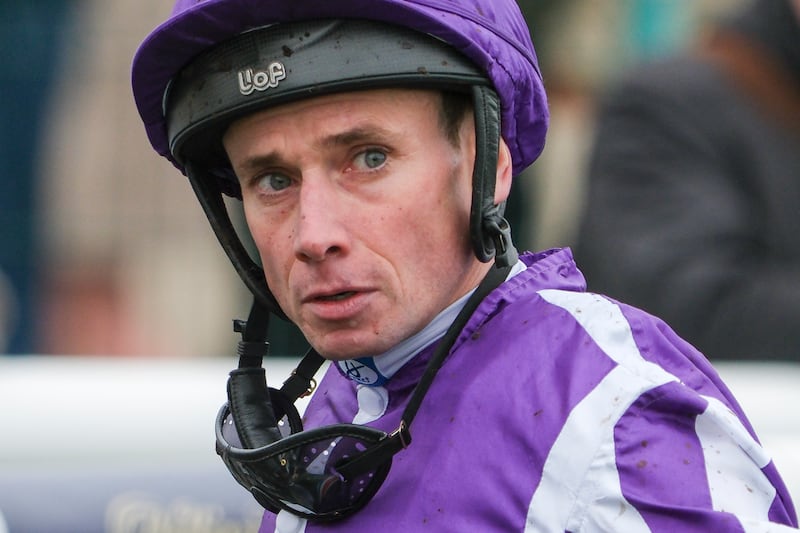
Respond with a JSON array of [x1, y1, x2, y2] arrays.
[[336, 259, 526, 386]]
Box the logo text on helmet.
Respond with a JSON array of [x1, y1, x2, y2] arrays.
[[237, 63, 286, 96]]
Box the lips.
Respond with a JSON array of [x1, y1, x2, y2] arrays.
[[301, 287, 374, 322], [303, 288, 360, 303], [315, 291, 357, 302]]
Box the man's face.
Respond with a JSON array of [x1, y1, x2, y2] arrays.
[[223, 88, 496, 360]]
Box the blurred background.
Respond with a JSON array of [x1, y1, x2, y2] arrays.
[[4, 0, 800, 532], [0, 0, 747, 359]]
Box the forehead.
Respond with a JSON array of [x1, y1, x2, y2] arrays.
[[224, 88, 442, 140]]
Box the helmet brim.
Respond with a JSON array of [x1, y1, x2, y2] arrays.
[[131, 0, 549, 176]]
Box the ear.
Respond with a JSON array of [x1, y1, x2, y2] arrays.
[[494, 137, 513, 204]]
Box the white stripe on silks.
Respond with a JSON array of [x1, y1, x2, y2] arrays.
[[274, 511, 308, 533], [526, 290, 680, 533], [524, 366, 655, 533], [698, 396, 770, 468], [696, 395, 775, 526], [567, 415, 651, 533]]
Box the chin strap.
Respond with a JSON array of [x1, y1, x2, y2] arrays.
[[226, 299, 323, 449], [470, 85, 518, 268], [185, 160, 288, 321]]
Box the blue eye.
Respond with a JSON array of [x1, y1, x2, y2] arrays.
[[257, 173, 292, 192], [357, 149, 387, 170]]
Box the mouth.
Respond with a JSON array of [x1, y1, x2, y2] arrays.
[[302, 288, 371, 321], [316, 291, 358, 302]]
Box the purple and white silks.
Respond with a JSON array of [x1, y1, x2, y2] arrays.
[[262, 248, 798, 533]]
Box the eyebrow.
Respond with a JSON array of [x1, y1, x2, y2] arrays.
[[234, 124, 396, 176], [233, 152, 285, 178], [321, 125, 394, 150]]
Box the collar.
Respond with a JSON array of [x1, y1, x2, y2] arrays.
[[336, 260, 526, 386]]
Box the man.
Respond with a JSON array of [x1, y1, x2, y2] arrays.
[[576, 0, 800, 361], [132, 0, 798, 531]]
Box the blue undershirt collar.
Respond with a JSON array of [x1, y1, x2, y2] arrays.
[[336, 260, 525, 386]]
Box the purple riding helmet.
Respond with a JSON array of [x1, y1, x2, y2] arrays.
[[132, 0, 548, 522]]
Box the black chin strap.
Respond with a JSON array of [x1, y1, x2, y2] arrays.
[[470, 85, 518, 268], [185, 160, 288, 321]]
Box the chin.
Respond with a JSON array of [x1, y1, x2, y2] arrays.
[[310, 333, 395, 361]]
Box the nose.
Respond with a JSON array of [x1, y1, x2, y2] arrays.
[[293, 177, 350, 263]]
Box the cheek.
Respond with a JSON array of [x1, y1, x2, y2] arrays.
[[390, 191, 472, 279], [420, 170, 473, 247]]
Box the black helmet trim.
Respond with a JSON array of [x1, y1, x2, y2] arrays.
[[166, 19, 489, 186]]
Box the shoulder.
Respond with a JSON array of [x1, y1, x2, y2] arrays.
[[512, 292, 796, 529]]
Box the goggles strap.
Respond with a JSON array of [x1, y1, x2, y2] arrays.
[[281, 348, 325, 401], [337, 262, 511, 479], [401, 262, 510, 424], [232, 298, 271, 368]]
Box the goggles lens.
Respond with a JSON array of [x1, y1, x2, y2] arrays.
[[216, 405, 392, 520]]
